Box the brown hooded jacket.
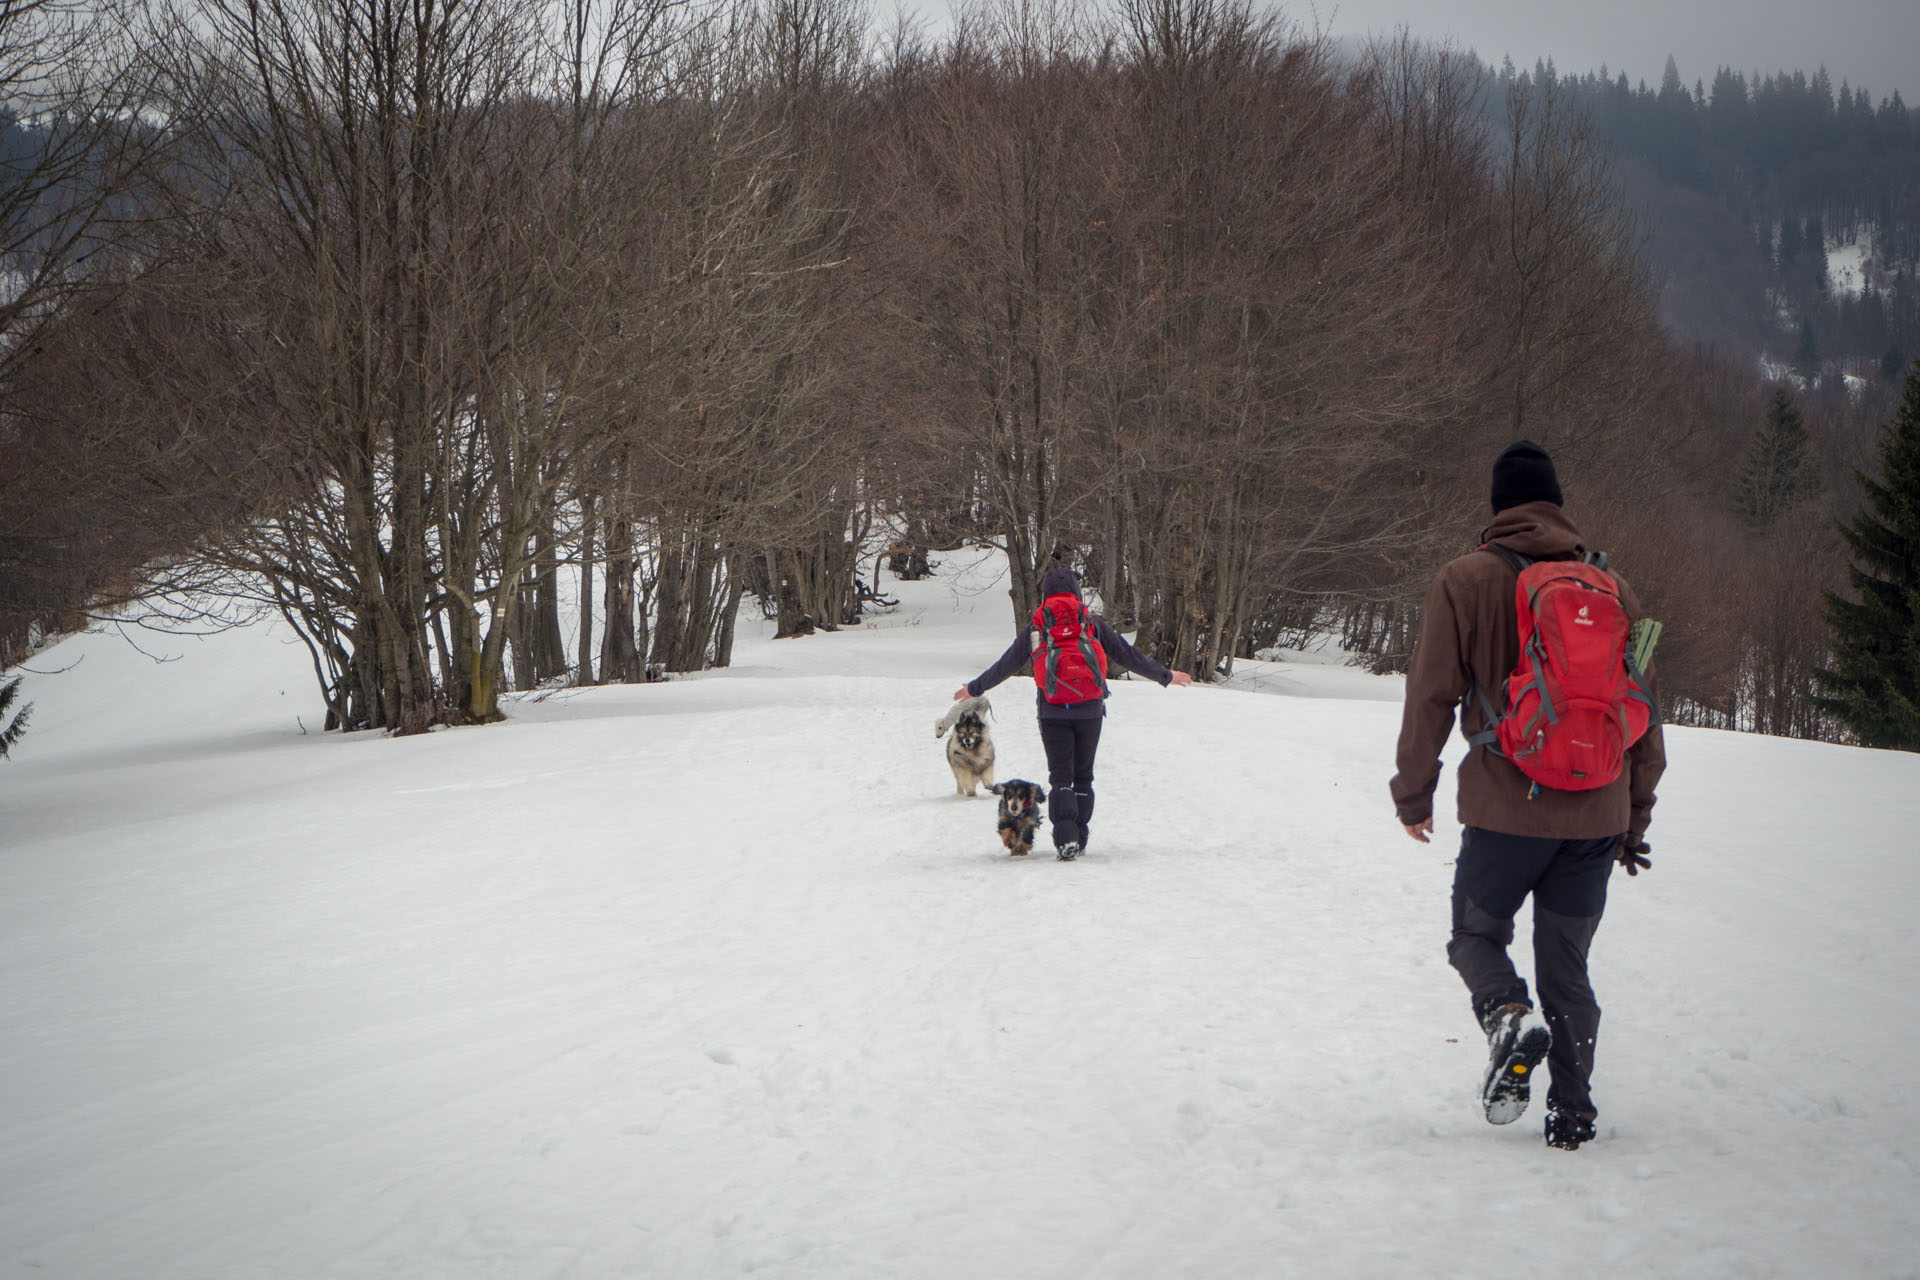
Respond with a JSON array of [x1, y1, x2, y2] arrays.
[[1389, 500, 1666, 844]]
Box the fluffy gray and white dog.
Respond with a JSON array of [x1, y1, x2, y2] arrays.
[[933, 695, 996, 796]]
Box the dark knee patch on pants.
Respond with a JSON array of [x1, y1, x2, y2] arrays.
[[1452, 891, 1516, 948], [1449, 893, 1528, 1015]]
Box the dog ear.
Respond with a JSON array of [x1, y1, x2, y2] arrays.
[[989, 782, 1004, 795]]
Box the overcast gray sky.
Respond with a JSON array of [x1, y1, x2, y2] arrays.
[[1298, 0, 1920, 102]]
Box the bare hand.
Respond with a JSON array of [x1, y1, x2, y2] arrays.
[[1168, 671, 1193, 687], [953, 686, 971, 701], [1402, 818, 1433, 844]]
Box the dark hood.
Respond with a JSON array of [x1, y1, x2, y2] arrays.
[[1040, 566, 1083, 598], [1478, 500, 1590, 561]]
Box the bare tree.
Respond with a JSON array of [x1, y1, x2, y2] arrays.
[[555, 2, 863, 673], [1485, 69, 1652, 442], [103, 0, 727, 728], [871, 0, 1112, 624], [1087, 1, 1479, 676], [0, 0, 169, 656]]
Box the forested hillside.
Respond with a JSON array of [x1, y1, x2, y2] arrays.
[[2, 0, 1913, 749], [1528, 55, 1919, 376]]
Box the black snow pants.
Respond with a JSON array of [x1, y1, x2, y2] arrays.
[[1038, 717, 1101, 850], [1449, 826, 1618, 1120]]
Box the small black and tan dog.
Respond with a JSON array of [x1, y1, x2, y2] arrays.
[[989, 779, 1046, 856]]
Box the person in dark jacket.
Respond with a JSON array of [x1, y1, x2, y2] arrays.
[[954, 564, 1192, 859], [1390, 441, 1667, 1151]]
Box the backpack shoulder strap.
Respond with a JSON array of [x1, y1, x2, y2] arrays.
[[1466, 681, 1506, 752], [1480, 543, 1532, 575], [1486, 543, 1611, 574], [1469, 543, 1528, 752]]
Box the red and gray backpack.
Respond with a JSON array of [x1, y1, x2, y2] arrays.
[[1469, 545, 1658, 793], [1030, 593, 1109, 705]]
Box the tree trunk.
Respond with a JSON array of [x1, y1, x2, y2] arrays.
[[648, 534, 683, 671], [772, 546, 816, 637], [600, 511, 644, 683], [576, 492, 596, 686], [530, 522, 568, 684]]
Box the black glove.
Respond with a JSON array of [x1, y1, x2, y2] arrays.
[[1617, 838, 1652, 876]]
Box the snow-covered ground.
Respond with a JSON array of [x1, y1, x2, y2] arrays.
[[1825, 227, 1879, 299], [3, 549, 1917, 1279]]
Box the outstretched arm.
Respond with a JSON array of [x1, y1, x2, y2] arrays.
[[1093, 618, 1189, 686], [959, 630, 1035, 700]]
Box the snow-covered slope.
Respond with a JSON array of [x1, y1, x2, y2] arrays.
[[2, 550, 1916, 1279]]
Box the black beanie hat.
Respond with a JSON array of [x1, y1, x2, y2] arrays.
[[1039, 564, 1082, 599], [1490, 440, 1563, 514]]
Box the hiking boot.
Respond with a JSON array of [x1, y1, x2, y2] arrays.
[[1056, 841, 1082, 861], [1480, 1002, 1551, 1125], [1545, 1108, 1596, 1151]]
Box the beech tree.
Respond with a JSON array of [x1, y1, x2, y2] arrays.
[[1094, 4, 1479, 676], [872, 0, 1112, 624], [1485, 69, 1651, 443], [0, 0, 164, 658]]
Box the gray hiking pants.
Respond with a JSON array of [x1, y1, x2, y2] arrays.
[[1448, 826, 1618, 1120]]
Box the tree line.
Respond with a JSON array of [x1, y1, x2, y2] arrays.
[[1494, 52, 1920, 376], [0, 0, 1912, 750]]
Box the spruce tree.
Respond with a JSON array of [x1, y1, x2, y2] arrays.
[[1815, 360, 1920, 750], [1806, 216, 1829, 294], [1793, 318, 1820, 385], [0, 676, 29, 761], [1738, 387, 1816, 527], [1778, 215, 1802, 266]]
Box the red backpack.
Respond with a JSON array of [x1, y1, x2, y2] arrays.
[[1469, 545, 1658, 792], [1030, 593, 1109, 705]]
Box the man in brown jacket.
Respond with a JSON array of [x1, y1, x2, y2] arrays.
[[1391, 441, 1666, 1151]]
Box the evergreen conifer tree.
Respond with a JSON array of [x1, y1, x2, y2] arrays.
[[0, 676, 29, 761], [1884, 345, 1906, 380], [1778, 215, 1802, 266], [1806, 216, 1829, 294], [1793, 318, 1821, 385], [1815, 360, 1920, 750], [1738, 387, 1817, 527]]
